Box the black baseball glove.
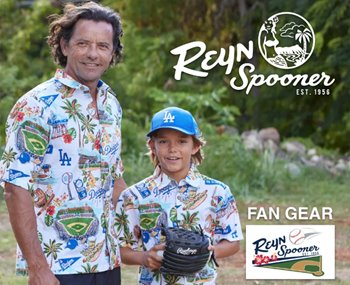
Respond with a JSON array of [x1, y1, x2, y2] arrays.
[[160, 226, 218, 277]]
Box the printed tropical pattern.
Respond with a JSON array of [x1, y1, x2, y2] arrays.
[[0, 69, 124, 275], [115, 165, 243, 285]]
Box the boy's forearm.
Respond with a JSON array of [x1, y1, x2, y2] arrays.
[[213, 240, 240, 259], [4, 183, 48, 269], [120, 244, 164, 270], [120, 246, 144, 265]]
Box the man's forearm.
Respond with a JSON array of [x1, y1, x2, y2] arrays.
[[4, 183, 48, 269]]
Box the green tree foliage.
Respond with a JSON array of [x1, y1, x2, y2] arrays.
[[249, 0, 350, 152], [0, 0, 58, 144], [104, 0, 245, 127], [0, 0, 349, 152], [105, 0, 350, 152], [306, 0, 350, 151]]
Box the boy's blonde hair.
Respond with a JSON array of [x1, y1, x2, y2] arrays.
[[147, 132, 206, 167]]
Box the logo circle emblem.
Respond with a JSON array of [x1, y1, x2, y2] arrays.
[[258, 12, 315, 69]]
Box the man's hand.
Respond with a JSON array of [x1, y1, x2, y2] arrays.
[[4, 183, 58, 284], [28, 264, 60, 285]]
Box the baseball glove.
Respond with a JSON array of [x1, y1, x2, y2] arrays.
[[160, 226, 218, 276]]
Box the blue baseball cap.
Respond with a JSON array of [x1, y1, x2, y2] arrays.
[[147, 107, 201, 138]]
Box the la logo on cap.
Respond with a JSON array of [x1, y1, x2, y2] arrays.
[[163, 111, 175, 123]]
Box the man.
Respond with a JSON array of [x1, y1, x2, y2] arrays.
[[0, 2, 126, 285]]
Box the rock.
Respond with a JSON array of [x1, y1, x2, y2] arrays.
[[241, 130, 263, 151], [335, 159, 347, 172], [300, 156, 315, 167], [263, 139, 279, 155], [284, 162, 302, 178], [281, 141, 306, 155], [307, 148, 317, 156], [310, 155, 321, 163], [322, 158, 335, 169], [237, 128, 350, 176], [259, 127, 280, 145]]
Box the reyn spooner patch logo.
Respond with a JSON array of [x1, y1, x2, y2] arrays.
[[258, 12, 315, 69], [246, 225, 335, 279]]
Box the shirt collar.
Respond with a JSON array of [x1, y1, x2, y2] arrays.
[[152, 164, 202, 190], [54, 69, 109, 93]]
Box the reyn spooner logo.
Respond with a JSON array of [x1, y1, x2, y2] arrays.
[[258, 12, 315, 69], [246, 225, 335, 279], [170, 12, 334, 95]]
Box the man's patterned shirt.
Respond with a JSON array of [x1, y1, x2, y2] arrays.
[[0, 69, 124, 275]]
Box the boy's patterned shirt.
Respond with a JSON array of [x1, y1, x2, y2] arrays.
[[116, 165, 243, 285], [0, 69, 124, 275]]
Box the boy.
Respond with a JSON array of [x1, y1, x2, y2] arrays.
[[115, 107, 243, 284]]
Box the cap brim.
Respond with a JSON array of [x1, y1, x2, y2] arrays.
[[147, 126, 197, 137]]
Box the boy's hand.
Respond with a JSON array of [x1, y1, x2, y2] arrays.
[[159, 226, 212, 276], [143, 243, 165, 270]]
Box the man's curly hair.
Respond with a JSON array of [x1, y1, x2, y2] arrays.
[[47, 1, 123, 67]]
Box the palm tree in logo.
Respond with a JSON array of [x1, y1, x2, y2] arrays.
[[79, 114, 97, 147], [43, 239, 63, 268], [62, 99, 83, 148], [164, 274, 182, 285], [119, 225, 137, 246], [153, 270, 162, 283], [114, 208, 128, 235], [295, 27, 312, 61], [80, 263, 98, 273], [180, 211, 199, 231], [1, 147, 17, 168]]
